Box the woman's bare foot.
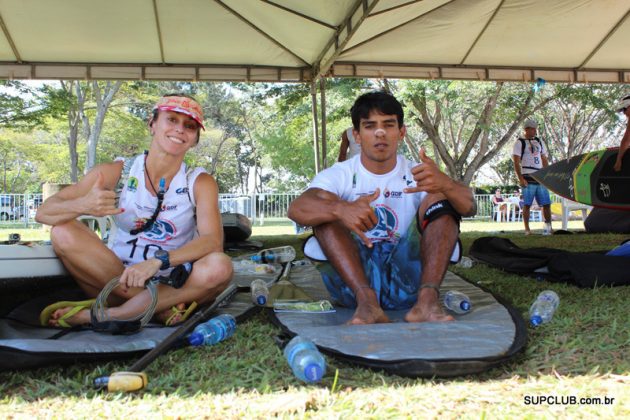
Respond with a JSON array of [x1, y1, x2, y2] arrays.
[[155, 303, 186, 325], [49, 306, 91, 327]]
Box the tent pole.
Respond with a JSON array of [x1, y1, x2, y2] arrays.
[[320, 78, 327, 169], [310, 82, 321, 173]]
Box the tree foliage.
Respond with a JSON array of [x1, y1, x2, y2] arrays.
[[538, 84, 627, 161], [395, 80, 557, 185], [1, 79, 629, 194]]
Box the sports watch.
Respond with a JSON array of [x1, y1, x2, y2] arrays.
[[154, 250, 170, 270]]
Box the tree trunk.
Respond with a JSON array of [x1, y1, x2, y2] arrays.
[[60, 81, 83, 183], [85, 81, 122, 171], [2, 154, 6, 192]]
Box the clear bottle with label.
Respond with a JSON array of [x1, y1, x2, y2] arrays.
[[188, 314, 237, 346], [233, 260, 277, 274], [250, 279, 269, 306], [443, 290, 472, 314], [250, 246, 296, 264], [283, 335, 326, 383], [529, 290, 560, 326], [457, 256, 474, 268]]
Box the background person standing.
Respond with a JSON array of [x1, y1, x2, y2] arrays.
[[337, 127, 361, 162], [512, 119, 553, 235]]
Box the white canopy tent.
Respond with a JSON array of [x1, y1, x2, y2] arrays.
[[1, 0, 629, 83], [1, 0, 629, 169]]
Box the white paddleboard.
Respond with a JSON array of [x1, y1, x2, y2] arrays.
[[0, 243, 67, 279]]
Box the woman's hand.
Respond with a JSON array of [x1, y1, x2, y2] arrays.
[[82, 172, 124, 217], [119, 259, 162, 289]]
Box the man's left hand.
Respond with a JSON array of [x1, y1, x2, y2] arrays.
[[405, 148, 454, 194]]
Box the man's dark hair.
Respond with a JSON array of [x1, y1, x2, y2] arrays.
[[350, 91, 404, 130]]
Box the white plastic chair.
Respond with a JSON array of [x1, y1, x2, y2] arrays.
[[493, 204, 508, 222], [561, 198, 591, 230]]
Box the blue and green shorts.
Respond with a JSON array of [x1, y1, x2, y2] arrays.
[[308, 220, 423, 310]]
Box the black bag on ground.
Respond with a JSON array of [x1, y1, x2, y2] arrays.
[[469, 236, 630, 288]]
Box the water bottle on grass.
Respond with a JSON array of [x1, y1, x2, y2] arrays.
[[234, 260, 277, 274], [528, 290, 560, 326], [457, 256, 474, 268], [283, 336, 326, 383], [188, 314, 237, 346], [443, 290, 472, 314], [250, 246, 296, 264], [250, 279, 269, 305]]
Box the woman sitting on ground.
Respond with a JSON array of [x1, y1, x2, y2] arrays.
[[37, 94, 233, 328]]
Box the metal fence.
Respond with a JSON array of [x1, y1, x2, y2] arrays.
[[0, 193, 43, 227], [216, 192, 560, 223], [0, 191, 561, 227]]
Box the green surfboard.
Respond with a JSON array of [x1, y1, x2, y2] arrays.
[[531, 147, 630, 210]]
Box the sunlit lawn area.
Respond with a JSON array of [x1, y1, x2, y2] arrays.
[[0, 219, 591, 241], [0, 220, 627, 417]]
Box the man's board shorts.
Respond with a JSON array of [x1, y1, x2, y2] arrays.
[[522, 176, 551, 207], [304, 219, 461, 310]]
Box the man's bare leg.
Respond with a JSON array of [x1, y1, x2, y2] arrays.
[[405, 196, 458, 323], [315, 222, 389, 325], [522, 205, 531, 234], [543, 205, 552, 224]]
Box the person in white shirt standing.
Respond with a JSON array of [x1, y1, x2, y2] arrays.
[[512, 119, 553, 235], [337, 127, 361, 162]]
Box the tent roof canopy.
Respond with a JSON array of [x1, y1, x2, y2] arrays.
[[1, 0, 629, 83]]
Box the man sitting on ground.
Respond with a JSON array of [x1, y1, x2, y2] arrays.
[[288, 91, 476, 325]]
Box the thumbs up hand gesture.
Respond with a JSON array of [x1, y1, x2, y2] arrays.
[[83, 171, 123, 217], [338, 188, 380, 247], [405, 148, 455, 195]]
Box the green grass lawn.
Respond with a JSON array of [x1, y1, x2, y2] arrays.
[[0, 222, 628, 417]]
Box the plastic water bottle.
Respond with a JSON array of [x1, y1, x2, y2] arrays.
[[528, 290, 560, 327], [283, 336, 326, 383], [233, 260, 277, 274], [250, 279, 269, 305], [250, 246, 296, 264], [188, 314, 236, 346], [443, 290, 472, 314], [457, 256, 474, 268]]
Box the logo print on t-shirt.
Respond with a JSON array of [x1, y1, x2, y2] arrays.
[[127, 177, 138, 192], [143, 219, 176, 243], [370, 204, 398, 241]]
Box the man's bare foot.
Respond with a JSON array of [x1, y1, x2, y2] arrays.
[[347, 303, 390, 325], [404, 288, 454, 323], [49, 307, 90, 327]]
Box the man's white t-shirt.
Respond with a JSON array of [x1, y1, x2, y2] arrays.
[[309, 154, 427, 244]]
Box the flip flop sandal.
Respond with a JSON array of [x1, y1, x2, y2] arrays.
[[39, 299, 97, 327], [164, 301, 198, 326]]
